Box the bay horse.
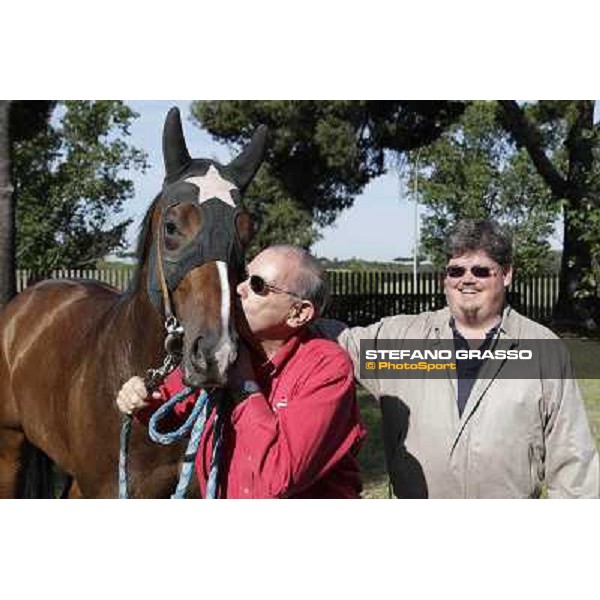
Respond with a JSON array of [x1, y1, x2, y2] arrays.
[[0, 107, 267, 498]]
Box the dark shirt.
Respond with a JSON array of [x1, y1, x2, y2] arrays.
[[450, 318, 499, 417]]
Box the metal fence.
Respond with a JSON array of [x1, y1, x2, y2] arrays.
[[15, 268, 561, 326], [325, 270, 560, 326]]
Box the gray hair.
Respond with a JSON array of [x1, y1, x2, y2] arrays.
[[445, 220, 513, 269], [269, 245, 330, 317]]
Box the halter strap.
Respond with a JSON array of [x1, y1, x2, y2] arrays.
[[155, 216, 175, 320]]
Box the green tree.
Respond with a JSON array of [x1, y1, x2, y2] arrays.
[[247, 197, 321, 257], [191, 101, 465, 252], [498, 100, 600, 329], [12, 101, 148, 271], [407, 101, 560, 275]]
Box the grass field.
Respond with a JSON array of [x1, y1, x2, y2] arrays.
[[358, 337, 600, 498]]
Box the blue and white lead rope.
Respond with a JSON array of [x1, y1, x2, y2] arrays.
[[119, 387, 224, 499]]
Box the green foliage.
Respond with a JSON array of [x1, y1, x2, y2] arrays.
[[10, 101, 56, 143], [244, 194, 321, 258], [13, 101, 148, 270], [409, 101, 560, 275], [191, 101, 465, 249]]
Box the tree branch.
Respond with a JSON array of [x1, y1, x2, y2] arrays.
[[497, 100, 568, 198]]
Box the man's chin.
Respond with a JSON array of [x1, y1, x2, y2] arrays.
[[453, 303, 482, 319]]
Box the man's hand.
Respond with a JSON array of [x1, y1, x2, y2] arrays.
[[116, 376, 159, 415]]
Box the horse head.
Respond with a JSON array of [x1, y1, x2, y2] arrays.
[[145, 107, 267, 388]]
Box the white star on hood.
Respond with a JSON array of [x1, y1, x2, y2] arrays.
[[186, 165, 238, 206]]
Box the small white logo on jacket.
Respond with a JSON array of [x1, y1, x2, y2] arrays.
[[274, 398, 288, 411]]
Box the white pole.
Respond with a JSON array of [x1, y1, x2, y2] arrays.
[[413, 151, 420, 292]]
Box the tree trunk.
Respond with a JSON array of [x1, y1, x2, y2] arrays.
[[0, 100, 15, 307], [554, 203, 597, 329], [554, 102, 598, 330]]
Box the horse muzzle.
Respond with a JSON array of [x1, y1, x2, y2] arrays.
[[183, 333, 238, 388]]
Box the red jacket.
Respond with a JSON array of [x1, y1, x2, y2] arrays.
[[139, 330, 366, 498]]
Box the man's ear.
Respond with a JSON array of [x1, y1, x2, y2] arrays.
[[502, 266, 513, 288], [287, 300, 315, 329]]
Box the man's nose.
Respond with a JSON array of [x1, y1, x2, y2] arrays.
[[462, 270, 476, 283], [237, 279, 248, 297]]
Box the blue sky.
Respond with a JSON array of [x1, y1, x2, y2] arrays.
[[123, 100, 417, 262]]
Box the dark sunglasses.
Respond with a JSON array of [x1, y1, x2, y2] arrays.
[[247, 274, 304, 300], [445, 265, 498, 279]]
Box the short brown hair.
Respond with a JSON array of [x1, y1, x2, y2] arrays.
[[445, 220, 512, 268]]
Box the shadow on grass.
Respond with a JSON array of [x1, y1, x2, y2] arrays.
[[565, 338, 600, 449], [356, 389, 390, 498]]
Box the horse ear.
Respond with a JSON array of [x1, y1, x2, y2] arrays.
[[226, 125, 269, 192], [163, 107, 192, 178]]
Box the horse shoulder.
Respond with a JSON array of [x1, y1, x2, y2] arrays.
[[1, 280, 122, 388]]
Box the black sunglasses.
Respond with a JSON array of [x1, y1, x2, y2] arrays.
[[445, 265, 498, 279], [247, 274, 304, 300]]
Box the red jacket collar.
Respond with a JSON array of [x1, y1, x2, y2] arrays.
[[253, 328, 311, 381]]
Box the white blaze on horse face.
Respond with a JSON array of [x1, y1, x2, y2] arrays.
[[185, 166, 237, 207], [214, 260, 237, 374], [216, 261, 231, 336]]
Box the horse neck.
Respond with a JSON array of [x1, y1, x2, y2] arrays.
[[114, 273, 165, 374]]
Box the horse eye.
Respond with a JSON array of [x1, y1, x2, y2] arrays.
[[165, 221, 179, 236]]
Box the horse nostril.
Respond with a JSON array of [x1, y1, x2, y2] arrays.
[[190, 337, 206, 369]]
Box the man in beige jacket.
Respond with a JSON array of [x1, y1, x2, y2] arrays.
[[325, 220, 599, 498]]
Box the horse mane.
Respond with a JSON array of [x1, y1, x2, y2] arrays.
[[127, 192, 162, 297]]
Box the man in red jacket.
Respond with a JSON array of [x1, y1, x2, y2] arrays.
[[116, 245, 366, 498]]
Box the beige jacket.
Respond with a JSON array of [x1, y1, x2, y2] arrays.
[[335, 306, 599, 498]]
